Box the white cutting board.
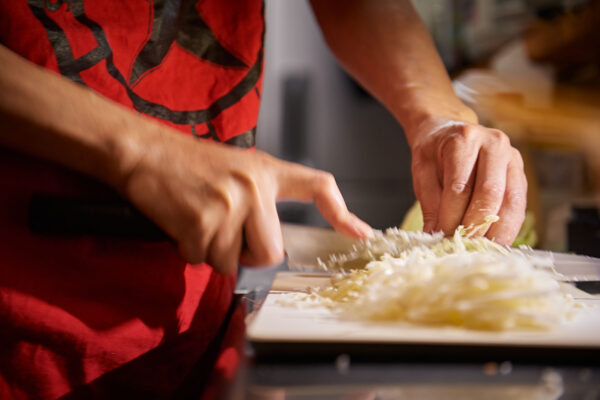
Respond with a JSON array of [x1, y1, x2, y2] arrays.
[[247, 272, 600, 350]]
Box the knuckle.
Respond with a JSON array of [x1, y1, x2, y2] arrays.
[[250, 245, 284, 267], [263, 234, 285, 265], [205, 178, 237, 212], [485, 130, 512, 152], [263, 248, 284, 266], [216, 183, 236, 211], [479, 182, 505, 201], [315, 171, 337, 190], [442, 132, 465, 151], [422, 211, 438, 223], [448, 180, 472, 196], [457, 124, 475, 140], [505, 188, 526, 208], [237, 177, 261, 207], [230, 166, 258, 191], [459, 124, 473, 134], [440, 132, 471, 159], [490, 129, 508, 143]]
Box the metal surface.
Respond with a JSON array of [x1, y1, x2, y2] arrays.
[[281, 223, 360, 270], [244, 361, 600, 400]]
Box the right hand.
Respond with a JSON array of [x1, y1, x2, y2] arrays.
[[119, 129, 372, 274]]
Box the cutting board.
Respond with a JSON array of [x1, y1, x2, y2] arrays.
[[247, 272, 600, 362]]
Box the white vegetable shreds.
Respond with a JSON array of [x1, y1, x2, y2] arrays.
[[288, 217, 577, 331]]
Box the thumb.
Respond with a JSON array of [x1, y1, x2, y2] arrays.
[[276, 161, 372, 238]]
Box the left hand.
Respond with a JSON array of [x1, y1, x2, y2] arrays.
[[409, 119, 527, 245]]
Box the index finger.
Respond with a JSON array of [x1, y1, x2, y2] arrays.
[[277, 161, 372, 238]]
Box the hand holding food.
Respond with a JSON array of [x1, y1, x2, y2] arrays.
[[409, 119, 527, 245]]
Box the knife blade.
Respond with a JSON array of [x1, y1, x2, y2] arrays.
[[281, 223, 361, 271], [280, 223, 600, 294]]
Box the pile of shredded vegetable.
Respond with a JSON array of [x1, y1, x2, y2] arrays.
[[286, 217, 577, 331]]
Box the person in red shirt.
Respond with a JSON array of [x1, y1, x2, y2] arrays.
[[0, 0, 527, 398]]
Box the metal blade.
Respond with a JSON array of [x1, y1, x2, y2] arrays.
[[281, 223, 360, 271], [281, 224, 600, 284]]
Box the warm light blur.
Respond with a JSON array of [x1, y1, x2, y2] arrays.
[[449, 0, 600, 252]]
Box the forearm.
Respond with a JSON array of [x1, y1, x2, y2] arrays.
[[311, 1, 527, 243], [0, 44, 150, 190], [310, 0, 478, 146]]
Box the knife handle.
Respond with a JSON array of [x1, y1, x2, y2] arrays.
[[28, 195, 170, 241]]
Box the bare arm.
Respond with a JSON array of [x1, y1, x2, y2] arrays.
[[0, 44, 141, 189], [0, 45, 372, 272], [311, 0, 527, 244], [310, 0, 476, 136]]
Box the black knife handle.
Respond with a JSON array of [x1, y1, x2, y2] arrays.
[[28, 195, 170, 241]]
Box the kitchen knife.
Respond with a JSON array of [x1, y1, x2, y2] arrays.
[[280, 222, 361, 271], [27, 195, 358, 267], [27, 195, 600, 292]]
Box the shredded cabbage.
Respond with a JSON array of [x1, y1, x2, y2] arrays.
[[399, 201, 538, 248], [289, 217, 575, 331]]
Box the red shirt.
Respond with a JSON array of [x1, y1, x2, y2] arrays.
[[0, 0, 263, 398]]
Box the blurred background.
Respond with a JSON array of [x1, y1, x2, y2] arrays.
[[256, 0, 600, 255]]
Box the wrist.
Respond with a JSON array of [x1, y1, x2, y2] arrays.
[[401, 106, 478, 149], [97, 106, 157, 193]]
